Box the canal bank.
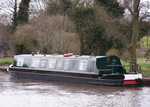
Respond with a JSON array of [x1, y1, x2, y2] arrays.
[[0, 66, 150, 87]]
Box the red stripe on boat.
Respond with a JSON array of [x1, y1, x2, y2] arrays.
[[123, 80, 138, 84]]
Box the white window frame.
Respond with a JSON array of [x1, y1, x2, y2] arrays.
[[48, 59, 56, 69], [63, 60, 69, 69], [17, 58, 24, 66], [31, 58, 40, 68], [78, 60, 88, 71]]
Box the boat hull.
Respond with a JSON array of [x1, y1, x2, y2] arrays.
[[8, 67, 142, 87], [8, 68, 124, 86]]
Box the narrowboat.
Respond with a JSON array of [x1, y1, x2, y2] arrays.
[[7, 53, 142, 86]]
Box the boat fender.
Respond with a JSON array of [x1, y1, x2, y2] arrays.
[[136, 78, 143, 86], [7, 64, 13, 72]]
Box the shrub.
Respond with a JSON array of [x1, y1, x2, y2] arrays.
[[106, 49, 129, 61], [12, 14, 80, 55], [144, 48, 150, 61]]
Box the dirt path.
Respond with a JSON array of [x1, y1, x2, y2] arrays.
[[137, 47, 149, 57], [0, 64, 9, 68]]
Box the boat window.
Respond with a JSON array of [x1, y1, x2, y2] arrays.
[[86, 61, 95, 72], [23, 58, 32, 67], [67, 60, 76, 71], [31, 58, 40, 68], [17, 58, 24, 66], [56, 60, 63, 69], [63, 60, 69, 69], [78, 60, 88, 71], [39, 59, 48, 68], [48, 59, 56, 69]]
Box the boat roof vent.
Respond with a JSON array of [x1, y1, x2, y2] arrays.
[[36, 50, 40, 55]]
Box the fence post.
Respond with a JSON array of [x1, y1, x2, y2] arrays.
[[129, 61, 136, 72]]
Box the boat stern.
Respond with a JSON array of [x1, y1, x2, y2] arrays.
[[123, 73, 142, 86]]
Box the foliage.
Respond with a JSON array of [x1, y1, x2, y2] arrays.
[[69, 5, 125, 55], [46, 0, 125, 55], [12, 0, 18, 31], [12, 14, 80, 54], [139, 36, 150, 47], [139, 21, 149, 41], [107, 49, 130, 61], [46, 0, 72, 15], [144, 48, 150, 61], [17, 0, 31, 24], [69, 7, 95, 55], [83, 21, 124, 55], [95, 0, 124, 17], [12, 24, 38, 54], [119, 20, 149, 45], [72, 7, 95, 28]]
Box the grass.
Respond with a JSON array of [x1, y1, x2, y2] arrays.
[[121, 58, 150, 77], [139, 35, 150, 47], [0, 59, 13, 65]]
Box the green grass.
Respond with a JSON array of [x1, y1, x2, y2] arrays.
[[0, 60, 13, 65], [121, 58, 150, 77], [139, 35, 150, 47]]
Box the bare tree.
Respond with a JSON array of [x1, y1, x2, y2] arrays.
[[12, 14, 80, 54], [121, 0, 150, 63], [0, 0, 47, 25], [0, 0, 19, 24]]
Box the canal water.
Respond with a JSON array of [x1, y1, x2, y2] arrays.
[[0, 71, 150, 107]]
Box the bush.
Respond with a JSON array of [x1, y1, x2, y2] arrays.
[[106, 49, 129, 61], [144, 48, 150, 61], [12, 14, 80, 55]]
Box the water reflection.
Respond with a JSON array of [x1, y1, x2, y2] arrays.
[[0, 71, 150, 107]]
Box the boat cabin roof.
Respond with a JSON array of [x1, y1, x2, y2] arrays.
[[14, 54, 111, 60]]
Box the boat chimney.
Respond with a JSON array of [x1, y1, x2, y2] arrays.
[[32, 52, 34, 56], [44, 54, 46, 57]]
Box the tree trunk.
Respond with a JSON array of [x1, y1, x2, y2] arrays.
[[129, 0, 140, 63], [12, 0, 17, 32], [80, 34, 84, 55], [147, 35, 148, 47], [128, 46, 136, 62]]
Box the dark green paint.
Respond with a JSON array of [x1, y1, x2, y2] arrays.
[[96, 56, 126, 77]]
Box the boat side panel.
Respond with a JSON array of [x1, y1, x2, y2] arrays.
[[9, 68, 99, 78], [9, 70, 123, 86]]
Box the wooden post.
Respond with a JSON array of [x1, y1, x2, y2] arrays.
[[129, 61, 136, 72]]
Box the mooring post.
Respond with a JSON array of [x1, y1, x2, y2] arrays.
[[129, 61, 137, 72]]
